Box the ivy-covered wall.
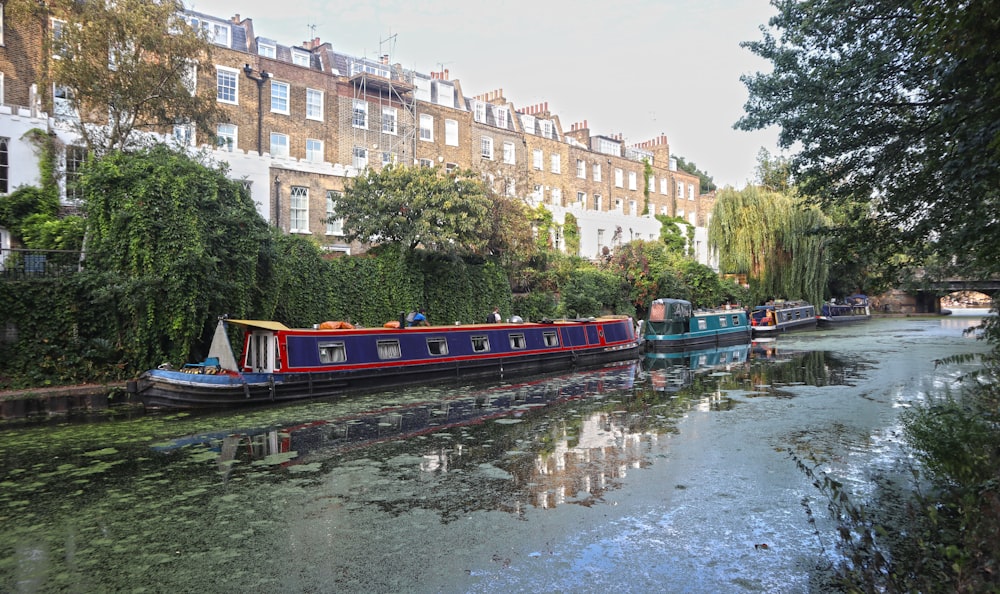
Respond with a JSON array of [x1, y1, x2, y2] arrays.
[[0, 247, 512, 390]]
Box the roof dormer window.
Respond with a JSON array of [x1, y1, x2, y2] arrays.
[[292, 50, 310, 68], [258, 43, 276, 58]]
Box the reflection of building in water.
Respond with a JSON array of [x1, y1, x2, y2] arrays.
[[530, 411, 652, 508]]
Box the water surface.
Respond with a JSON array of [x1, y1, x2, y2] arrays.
[[0, 312, 991, 592]]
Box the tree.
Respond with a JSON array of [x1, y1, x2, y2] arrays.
[[738, 0, 1000, 278], [474, 161, 539, 268], [672, 155, 717, 193], [41, 0, 220, 154], [753, 148, 793, 194], [335, 165, 491, 254], [81, 146, 269, 369], [708, 185, 830, 306]]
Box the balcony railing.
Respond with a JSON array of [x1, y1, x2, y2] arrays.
[[0, 248, 84, 279]]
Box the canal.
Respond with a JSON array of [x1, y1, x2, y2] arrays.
[[0, 312, 992, 593]]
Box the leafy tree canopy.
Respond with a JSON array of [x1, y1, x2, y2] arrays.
[[335, 165, 491, 254], [39, 0, 220, 154], [672, 155, 716, 193], [81, 146, 268, 368], [708, 185, 830, 306], [738, 0, 1000, 278]]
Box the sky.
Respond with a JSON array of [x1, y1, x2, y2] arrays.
[[186, 0, 781, 189]]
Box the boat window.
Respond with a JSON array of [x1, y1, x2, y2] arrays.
[[543, 331, 559, 347], [697, 319, 707, 331], [426, 337, 449, 356], [719, 316, 729, 327], [376, 339, 401, 360], [509, 333, 526, 349], [318, 341, 347, 363], [471, 335, 490, 353], [731, 315, 742, 326]]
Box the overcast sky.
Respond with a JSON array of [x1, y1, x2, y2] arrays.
[[187, 0, 780, 189]]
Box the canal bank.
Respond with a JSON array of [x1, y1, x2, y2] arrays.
[[0, 382, 134, 420]]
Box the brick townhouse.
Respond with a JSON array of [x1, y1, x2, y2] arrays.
[[0, 5, 711, 263]]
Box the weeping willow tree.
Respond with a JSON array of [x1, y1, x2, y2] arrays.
[[708, 186, 830, 306]]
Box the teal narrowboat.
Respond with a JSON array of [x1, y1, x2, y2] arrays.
[[642, 298, 751, 352]]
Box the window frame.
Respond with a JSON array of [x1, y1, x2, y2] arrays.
[[382, 106, 398, 135], [306, 138, 324, 163], [306, 88, 324, 121], [289, 185, 309, 233], [269, 132, 289, 157], [445, 119, 458, 146], [270, 80, 290, 114], [216, 66, 239, 105], [318, 341, 347, 364], [419, 114, 434, 141], [217, 123, 237, 152], [480, 136, 494, 160], [326, 190, 344, 236], [352, 99, 368, 129]]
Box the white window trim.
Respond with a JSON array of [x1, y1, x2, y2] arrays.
[[306, 88, 324, 121], [382, 106, 398, 135], [502, 142, 515, 165], [270, 132, 289, 158], [216, 65, 239, 105], [306, 138, 324, 163], [445, 119, 458, 146], [258, 43, 276, 58], [481, 136, 494, 160], [353, 99, 368, 129], [216, 123, 237, 152], [290, 186, 309, 233], [419, 114, 434, 141], [292, 50, 311, 67], [326, 190, 344, 236], [270, 80, 290, 115]]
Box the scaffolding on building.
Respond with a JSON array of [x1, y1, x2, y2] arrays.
[[348, 35, 416, 171]]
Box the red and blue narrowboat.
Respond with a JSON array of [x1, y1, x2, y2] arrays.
[[132, 315, 641, 409]]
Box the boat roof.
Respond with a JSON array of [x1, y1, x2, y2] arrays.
[[651, 298, 691, 305], [225, 319, 291, 331]]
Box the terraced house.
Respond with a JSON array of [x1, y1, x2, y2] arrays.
[[0, 4, 712, 263]]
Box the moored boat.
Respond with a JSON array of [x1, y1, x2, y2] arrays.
[[642, 298, 751, 352], [131, 315, 641, 409], [817, 294, 872, 327], [750, 300, 818, 337]]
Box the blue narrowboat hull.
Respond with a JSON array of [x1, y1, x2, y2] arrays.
[[750, 303, 818, 337], [135, 317, 641, 409]]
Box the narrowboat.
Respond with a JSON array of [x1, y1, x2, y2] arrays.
[[131, 315, 641, 409], [642, 298, 751, 352], [817, 294, 872, 327], [750, 300, 818, 337]]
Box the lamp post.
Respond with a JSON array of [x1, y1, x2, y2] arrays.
[[243, 64, 269, 155]]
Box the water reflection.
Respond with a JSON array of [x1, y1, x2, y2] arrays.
[[0, 341, 883, 591]]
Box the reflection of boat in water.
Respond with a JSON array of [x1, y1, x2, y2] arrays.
[[134, 315, 640, 410], [817, 294, 872, 327], [750, 300, 817, 337], [643, 343, 750, 392], [643, 298, 751, 352], [151, 361, 640, 462]]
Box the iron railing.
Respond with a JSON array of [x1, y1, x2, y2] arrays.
[[0, 248, 84, 279]]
